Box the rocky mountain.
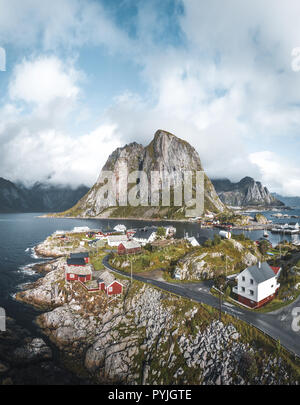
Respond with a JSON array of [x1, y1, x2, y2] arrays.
[[0, 177, 32, 212], [62, 130, 226, 219], [211, 177, 284, 207], [0, 177, 89, 213]]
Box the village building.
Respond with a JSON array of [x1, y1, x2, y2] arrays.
[[233, 262, 281, 308], [126, 229, 136, 238], [94, 269, 123, 297], [150, 239, 175, 251], [118, 240, 142, 255], [65, 258, 93, 282], [106, 234, 129, 247], [132, 227, 157, 246], [185, 236, 200, 247], [114, 224, 127, 233], [165, 226, 176, 237], [70, 252, 90, 263]]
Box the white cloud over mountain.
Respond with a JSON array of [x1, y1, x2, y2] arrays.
[[0, 0, 300, 195]]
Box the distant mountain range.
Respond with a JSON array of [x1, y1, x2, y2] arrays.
[[0, 177, 89, 213], [271, 193, 300, 208], [211, 177, 285, 208]]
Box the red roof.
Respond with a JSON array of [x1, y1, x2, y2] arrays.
[[271, 266, 281, 275]]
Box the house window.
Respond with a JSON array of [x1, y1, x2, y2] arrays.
[[109, 287, 113, 292], [242, 287, 245, 292], [250, 279, 254, 285], [271, 285, 274, 288], [69, 274, 75, 279], [242, 276, 245, 282], [249, 290, 254, 296]]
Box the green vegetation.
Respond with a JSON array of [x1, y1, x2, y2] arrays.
[[109, 240, 192, 274]]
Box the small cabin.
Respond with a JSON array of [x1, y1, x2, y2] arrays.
[[70, 252, 90, 264], [99, 279, 123, 296], [118, 241, 141, 255], [65, 264, 92, 283]]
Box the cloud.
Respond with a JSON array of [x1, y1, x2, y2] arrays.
[[1, 1, 300, 197], [0, 55, 122, 187], [0, 0, 133, 52], [250, 151, 300, 196], [9, 56, 80, 105], [1, 124, 122, 187]]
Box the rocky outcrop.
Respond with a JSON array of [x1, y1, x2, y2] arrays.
[[212, 177, 284, 207], [254, 213, 268, 224], [62, 130, 226, 218], [174, 239, 261, 280]]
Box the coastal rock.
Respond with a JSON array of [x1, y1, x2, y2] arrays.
[[254, 213, 268, 224], [13, 338, 52, 363]]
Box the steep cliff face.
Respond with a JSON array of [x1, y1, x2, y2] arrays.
[[212, 177, 284, 207], [0, 177, 89, 213], [63, 130, 225, 218], [0, 177, 31, 212]]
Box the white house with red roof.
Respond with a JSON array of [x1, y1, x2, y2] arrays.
[[233, 262, 281, 308]]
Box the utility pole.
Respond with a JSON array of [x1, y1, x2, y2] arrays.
[[130, 256, 133, 284], [219, 289, 222, 321]]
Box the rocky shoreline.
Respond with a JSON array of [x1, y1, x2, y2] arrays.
[[0, 317, 85, 385], [11, 236, 299, 385]]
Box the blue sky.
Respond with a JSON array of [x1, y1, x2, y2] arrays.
[[1, 0, 300, 195]]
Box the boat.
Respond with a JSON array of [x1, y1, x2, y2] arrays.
[[263, 230, 269, 238]]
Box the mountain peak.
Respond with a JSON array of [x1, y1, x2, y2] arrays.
[[62, 130, 225, 218]]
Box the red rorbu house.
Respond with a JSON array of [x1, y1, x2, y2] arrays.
[[99, 280, 123, 297], [70, 252, 90, 264], [118, 241, 142, 255], [65, 258, 92, 282]]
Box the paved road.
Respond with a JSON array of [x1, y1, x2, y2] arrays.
[[103, 256, 300, 358]]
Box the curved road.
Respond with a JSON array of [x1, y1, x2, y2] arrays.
[[103, 255, 300, 358]]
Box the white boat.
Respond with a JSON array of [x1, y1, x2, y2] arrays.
[[263, 230, 269, 238]]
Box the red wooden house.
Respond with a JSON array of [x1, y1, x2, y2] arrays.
[[99, 280, 123, 296], [70, 252, 90, 264], [118, 241, 141, 255], [65, 257, 92, 282]]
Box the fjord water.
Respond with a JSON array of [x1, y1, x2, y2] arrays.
[[0, 211, 298, 331]]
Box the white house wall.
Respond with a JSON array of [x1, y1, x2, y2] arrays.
[[257, 277, 279, 302], [236, 269, 258, 302]]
